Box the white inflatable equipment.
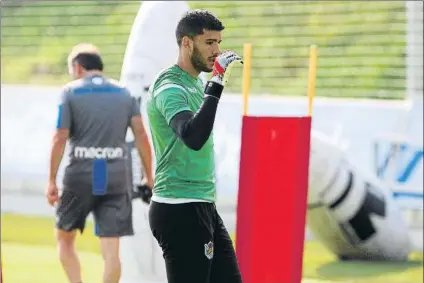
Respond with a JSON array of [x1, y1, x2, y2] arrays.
[[306, 130, 417, 260]]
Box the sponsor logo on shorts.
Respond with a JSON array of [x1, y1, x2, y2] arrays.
[[74, 146, 124, 159], [204, 241, 214, 260]]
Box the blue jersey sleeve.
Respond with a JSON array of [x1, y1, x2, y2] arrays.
[[56, 88, 72, 129]]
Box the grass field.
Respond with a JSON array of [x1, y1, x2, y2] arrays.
[[1, 213, 423, 283]]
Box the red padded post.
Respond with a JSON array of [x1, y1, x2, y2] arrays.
[[236, 116, 311, 283]]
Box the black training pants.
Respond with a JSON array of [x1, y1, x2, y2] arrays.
[[149, 201, 243, 283]]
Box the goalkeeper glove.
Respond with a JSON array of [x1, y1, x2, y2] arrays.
[[132, 184, 153, 204], [205, 50, 243, 99]]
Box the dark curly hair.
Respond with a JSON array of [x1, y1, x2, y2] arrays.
[[176, 9, 225, 46]]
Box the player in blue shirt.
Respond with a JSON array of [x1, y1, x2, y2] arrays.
[[46, 43, 154, 283]]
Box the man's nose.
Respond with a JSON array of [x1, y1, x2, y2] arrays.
[[213, 44, 221, 56]]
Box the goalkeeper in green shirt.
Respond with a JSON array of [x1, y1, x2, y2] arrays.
[[146, 9, 243, 283]]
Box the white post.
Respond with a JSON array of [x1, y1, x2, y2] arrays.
[[406, 1, 423, 143], [403, 2, 423, 246]]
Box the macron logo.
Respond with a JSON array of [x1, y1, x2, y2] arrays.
[[74, 146, 124, 159]]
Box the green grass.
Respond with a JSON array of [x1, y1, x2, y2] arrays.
[[3, 243, 104, 283], [1, 213, 423, 283], [1, 1, 407, 99]]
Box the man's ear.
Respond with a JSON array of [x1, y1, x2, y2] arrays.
[[182, 36, 193, 52], [75, 63, 84, 76], [182, 36, 189, 48]]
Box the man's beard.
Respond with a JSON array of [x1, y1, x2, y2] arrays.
[[190, 46, 212, 73]]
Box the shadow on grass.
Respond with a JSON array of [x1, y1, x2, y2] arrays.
[[317, 259, 423, 278]]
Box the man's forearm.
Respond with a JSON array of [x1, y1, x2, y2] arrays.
[[135, 133, 154, 183], [48, 137, 67, 182], [169, 81, 223, 151], [170, 95, 220, 151]]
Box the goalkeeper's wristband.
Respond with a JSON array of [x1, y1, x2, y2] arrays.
[[204, 80, 224, 100]]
